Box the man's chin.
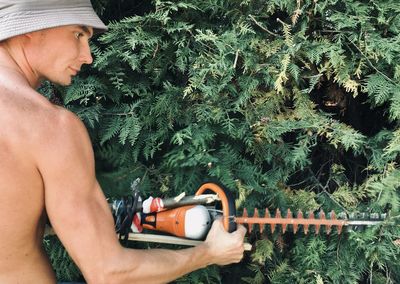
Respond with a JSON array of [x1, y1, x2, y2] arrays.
[[59, 81, 73, 87], [48, 77, 73, 87]]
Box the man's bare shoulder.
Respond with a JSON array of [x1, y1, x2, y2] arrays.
[[40, 105, 92, 156], [36, 100, 86, 140], [30, 97, 91, 159], [0, 79, 89, 155]]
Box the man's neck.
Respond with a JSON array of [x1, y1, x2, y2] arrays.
[[0, 39, 41, 89]]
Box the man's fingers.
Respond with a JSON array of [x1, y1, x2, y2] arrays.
[[205, 218, 247, 266], [211, 219, 247, 237], [233, 224, 247, 237], [212, 217, 224, 229]]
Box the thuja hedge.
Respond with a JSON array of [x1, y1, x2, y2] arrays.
[[44, 0, 400, 282]]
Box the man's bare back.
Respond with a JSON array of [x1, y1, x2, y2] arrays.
[[0, 67, 57, 283]]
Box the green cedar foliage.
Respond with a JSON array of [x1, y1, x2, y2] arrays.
[[43, 236, 82, 281], [44, 0, 400, 282]]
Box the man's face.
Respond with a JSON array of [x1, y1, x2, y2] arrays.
[[25, 25, 94, 86]]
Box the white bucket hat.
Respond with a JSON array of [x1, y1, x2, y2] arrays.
[[0, 0, 108, 42]]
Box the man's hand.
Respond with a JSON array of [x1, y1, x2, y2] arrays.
[[203, 218, 246, 265]]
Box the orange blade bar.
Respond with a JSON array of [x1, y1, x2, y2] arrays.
[[234, 216, 347, 227]]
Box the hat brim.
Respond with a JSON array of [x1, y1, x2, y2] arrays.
[[0, 7, 107, 41]]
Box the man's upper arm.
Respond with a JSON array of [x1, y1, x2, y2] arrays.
[[37, 109, 121, 280]]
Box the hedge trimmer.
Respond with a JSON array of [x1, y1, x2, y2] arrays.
[[112, 180, 393, 250]]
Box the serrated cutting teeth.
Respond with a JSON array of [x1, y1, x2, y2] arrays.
[[234, 208, 383, 235]]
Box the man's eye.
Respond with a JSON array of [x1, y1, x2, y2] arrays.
[[75, 32, 84, 39]]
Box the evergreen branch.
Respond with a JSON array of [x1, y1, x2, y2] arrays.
[[103, 112, 136, 116], [248, 14, 280, 37], [308, 168, 349, 213], [344, 35, 397, 85], [233, 49, 240, 69]]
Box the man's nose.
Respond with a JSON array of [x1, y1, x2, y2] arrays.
[[80, 40, 93, 65]]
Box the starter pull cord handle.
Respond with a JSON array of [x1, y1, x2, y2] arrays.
[[195, 182, 237, 232]]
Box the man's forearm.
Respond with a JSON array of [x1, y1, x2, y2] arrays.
[[99, 243, 212, 284]]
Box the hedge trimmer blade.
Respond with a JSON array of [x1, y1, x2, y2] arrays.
[[234, 208, 388, 235]]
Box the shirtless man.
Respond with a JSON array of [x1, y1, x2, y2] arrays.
[[0, 1, 246, 283]]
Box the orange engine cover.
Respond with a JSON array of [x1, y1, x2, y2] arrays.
[[142, 205, 211, 239]]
